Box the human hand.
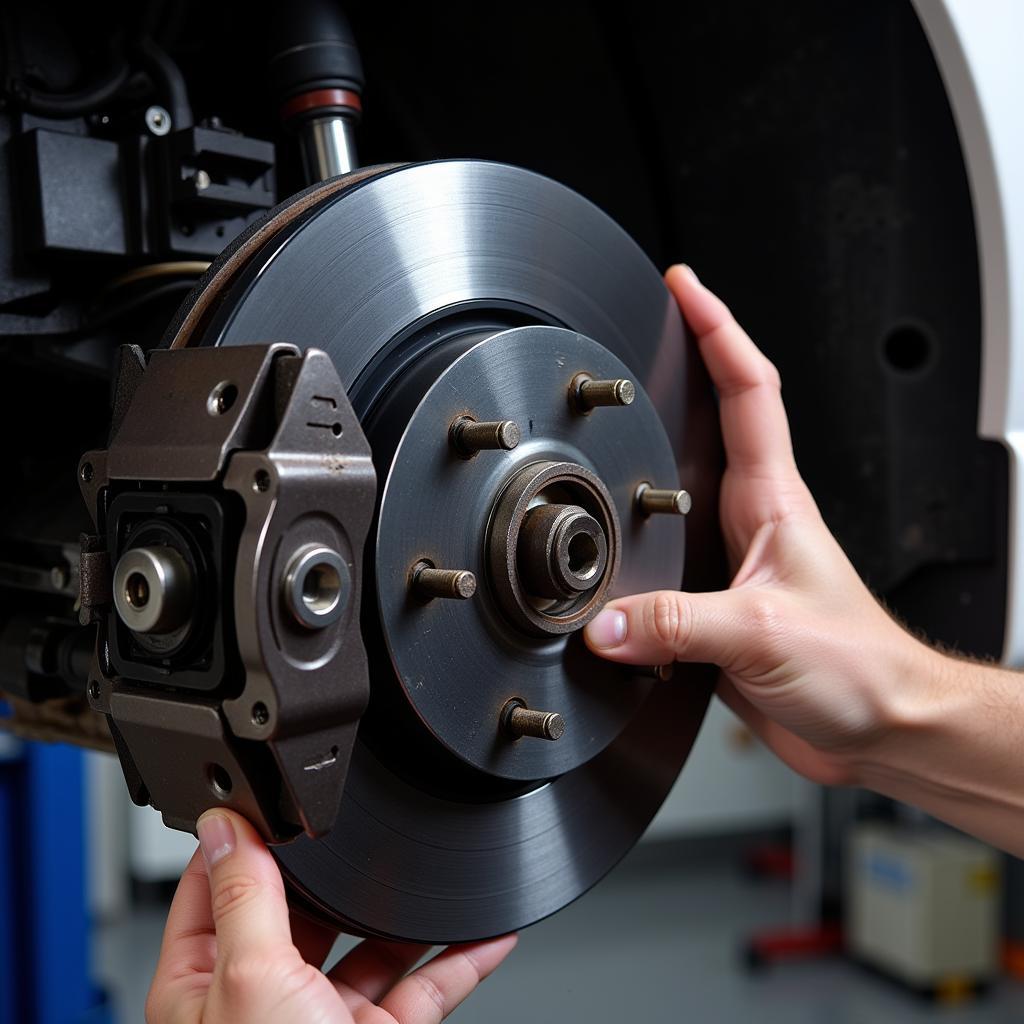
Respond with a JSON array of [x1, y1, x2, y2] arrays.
[[146, 809, 516, 1023], [584, 265, 939, 785]]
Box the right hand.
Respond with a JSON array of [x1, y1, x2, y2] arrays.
[[584, 265, 939, 785]]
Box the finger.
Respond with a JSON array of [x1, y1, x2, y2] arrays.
[[665, 264, 798, 477], [326, 938, 432, 1007], [154, 847, 216, 973], [196, 808, 294, 961], [371, 935, 518, 1024], [584, 589, 770, 670], [146, 847, 215, 1024]]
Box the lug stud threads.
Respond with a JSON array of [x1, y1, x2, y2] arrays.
[[635, 483, 692, 516], [571, 373, 636, 413], [501, 699, 565, 741], [412, 560, 477, 600], [449, 416, 520, 457]]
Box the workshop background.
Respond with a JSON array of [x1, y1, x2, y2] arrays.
[[4, 0, 1024, 1020]]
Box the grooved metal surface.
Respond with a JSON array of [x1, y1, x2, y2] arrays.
[[185, 160, 720, 941]]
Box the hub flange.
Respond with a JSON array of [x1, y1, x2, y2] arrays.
[[370, 325, 684, 784]]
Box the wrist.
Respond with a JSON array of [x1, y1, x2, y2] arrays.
[[847, 634, 966, 794], [846, 634, 964, 791], [843, 638, 1024, 856]]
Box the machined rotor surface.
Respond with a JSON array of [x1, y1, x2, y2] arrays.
[[173, 160, 721, 942]]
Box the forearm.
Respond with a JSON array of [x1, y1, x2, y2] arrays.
[[856, 643, 1024, 857]]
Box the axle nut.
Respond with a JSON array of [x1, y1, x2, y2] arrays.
[[518, 504, 608, 600]]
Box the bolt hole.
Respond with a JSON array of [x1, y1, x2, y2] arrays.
[[80, 462, 94, 483], [207, 381, 238, 416], [87, 680, 99, 701], [331, 422, 343, 437], [215, 225, 225, 238], [253, 470, 271, 493], [883, 325, 933, 374], [567, 531, 599, 578], [251, 702, 269, 726], [302, 561, 342, 615], [125, 571, 150, 609], [207, 763, 232, 798]]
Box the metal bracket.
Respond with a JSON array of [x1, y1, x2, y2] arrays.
[[78, 343, 376, 841]]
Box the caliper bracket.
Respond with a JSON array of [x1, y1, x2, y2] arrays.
[[78, 343, 376, 842]]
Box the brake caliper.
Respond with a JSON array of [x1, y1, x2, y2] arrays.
[[78, 343, 375, 841]]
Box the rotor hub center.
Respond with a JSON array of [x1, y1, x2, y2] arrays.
[[522, 504, 606, 595], [490, 459, 620, 635]]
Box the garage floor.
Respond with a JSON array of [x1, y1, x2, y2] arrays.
[[95, 840, 1024, 1023]]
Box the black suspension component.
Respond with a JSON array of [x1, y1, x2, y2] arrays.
[[267, 0, 364, 182]]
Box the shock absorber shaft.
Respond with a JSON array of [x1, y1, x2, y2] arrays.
[[299, 114, 359, 179], [268, 0, 364, 183]]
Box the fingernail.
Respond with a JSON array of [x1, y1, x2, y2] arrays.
[[586, 609, 627, 649], [680, 263, 700, 283], [197, 812, 235, 867]]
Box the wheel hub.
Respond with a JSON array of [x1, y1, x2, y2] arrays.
[[491, 458, 619, 635], [369, 325, 682, 784]]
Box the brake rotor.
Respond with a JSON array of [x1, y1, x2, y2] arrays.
[[169, 160, 722, 942]]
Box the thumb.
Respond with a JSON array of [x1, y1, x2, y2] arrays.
[[196, 808, 294, 961], [584, 589, 759, 668]]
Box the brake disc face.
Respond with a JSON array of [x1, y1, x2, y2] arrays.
[[171, 160, 722, 942]]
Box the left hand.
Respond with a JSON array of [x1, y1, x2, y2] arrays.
[[582, 266, 929, 785], [146, 808, 517, 1024]]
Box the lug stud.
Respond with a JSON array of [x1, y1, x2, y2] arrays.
[[635, 483, 692, 516], [501, 698, 565, 741], [570, 372, 635, 413], [411, 560, 477, 600], [449, 416, 521, 456]]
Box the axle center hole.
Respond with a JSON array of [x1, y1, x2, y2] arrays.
[[125, 572, 150, 609], [567, 532, 600, 579], [302, 562, 342, 615]]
